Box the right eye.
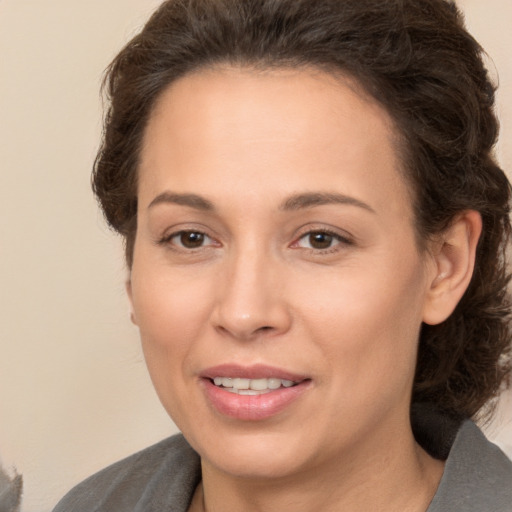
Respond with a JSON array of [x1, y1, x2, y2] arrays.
[[164, 230, 216, 249]]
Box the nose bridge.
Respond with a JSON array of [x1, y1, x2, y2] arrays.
[[213, 238, 290, 339]]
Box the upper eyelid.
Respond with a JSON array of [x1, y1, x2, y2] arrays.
[[299, 228, 350, 240], [159, 223, 217, 240], [156, 223, 355, 247], [157, 229, 218, 249], [293, 225, 354, 243], [293, 231, 351, 249]]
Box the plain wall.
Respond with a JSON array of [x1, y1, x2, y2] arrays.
[[0, 1, 511, 511]]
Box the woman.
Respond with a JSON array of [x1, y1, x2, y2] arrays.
[[53, 0, 512, 510]]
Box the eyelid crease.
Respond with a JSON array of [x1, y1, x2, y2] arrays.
[[293, 223, 355, 243]]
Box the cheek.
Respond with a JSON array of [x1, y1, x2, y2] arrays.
[[297, 255, 427, 388], [131, 266, 213, 348], [129, 261, 218, 410], [130, 265, 217, 422]]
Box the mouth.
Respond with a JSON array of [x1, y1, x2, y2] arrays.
[[200, 364, 310, 420], [211, 377, 299, 395]]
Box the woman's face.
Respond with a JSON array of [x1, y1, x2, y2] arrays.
[[129, 67, 437, 479]]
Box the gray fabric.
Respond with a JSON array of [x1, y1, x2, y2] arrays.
[[427, 420, 512, 512], [53, 417, 512, 512], [0, 465, 23, 512], [52, 435, 201, 512]]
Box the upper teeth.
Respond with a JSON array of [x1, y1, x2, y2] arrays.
[[213, 377, 296, 394]]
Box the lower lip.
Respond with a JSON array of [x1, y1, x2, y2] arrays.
[[202, 379, 310, 421]]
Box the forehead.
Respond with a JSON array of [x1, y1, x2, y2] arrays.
[[138, 66, 411, 218]]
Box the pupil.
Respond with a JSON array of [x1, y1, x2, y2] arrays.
[[310, 232, 332, 249], [181, 232, 204, 248]]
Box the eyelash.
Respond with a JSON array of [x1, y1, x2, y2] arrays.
[[292, 229, 353, 254], [158, 227, 353, 256], [157, 230, 218, 250]]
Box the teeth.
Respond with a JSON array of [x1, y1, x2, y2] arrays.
[[232, 378, 250, 390], [212, 377, 298, 393], [268, 378, 281, 389], [227, 389, 261, 395], [250, 378, 268, 391], [221, 377, 233, 388]]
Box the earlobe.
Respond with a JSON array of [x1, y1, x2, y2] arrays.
[[126, 279, 138, 325], [422, 210, 482, 325]]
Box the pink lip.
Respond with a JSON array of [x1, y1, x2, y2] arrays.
[[200, 363, 307, 381], [200, 364, 311, 421]]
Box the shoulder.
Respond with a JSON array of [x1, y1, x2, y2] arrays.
[[428, 420, 512, 512], [52, 434, 201, 512]]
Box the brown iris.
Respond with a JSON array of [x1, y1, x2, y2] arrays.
[[308, 232, 334, 249], [180, 231, 205, 248]]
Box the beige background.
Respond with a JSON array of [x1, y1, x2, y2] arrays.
[[0, 1, 511, 511]]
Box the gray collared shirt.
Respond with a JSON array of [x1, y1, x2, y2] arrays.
[[53, 413, 512, 511]]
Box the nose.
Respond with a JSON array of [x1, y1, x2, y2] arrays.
[[211, 248, 292, 341]]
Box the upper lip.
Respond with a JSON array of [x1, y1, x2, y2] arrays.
[[200, 363, 308, 382]]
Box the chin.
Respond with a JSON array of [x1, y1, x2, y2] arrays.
[[186, 422, 316, 479], [206, 444, 310, 480]]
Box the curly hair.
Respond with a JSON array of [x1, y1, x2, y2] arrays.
[[92, 0, 511, 420]]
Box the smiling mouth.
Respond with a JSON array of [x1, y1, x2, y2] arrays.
[[211, 377, 300, 395], [203, 369, 310, 419]]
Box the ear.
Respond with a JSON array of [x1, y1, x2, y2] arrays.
[[422, 210, 482, 325], [126, 279, 138, 326]]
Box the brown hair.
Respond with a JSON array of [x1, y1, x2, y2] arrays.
[[93, 0, 511, 420]]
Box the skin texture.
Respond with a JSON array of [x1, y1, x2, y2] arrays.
[[128, 67, 481, 512]]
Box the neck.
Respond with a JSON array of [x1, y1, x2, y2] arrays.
[[190, 423, 444, 512]]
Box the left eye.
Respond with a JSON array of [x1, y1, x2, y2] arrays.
[[296, 231, 344, 250]]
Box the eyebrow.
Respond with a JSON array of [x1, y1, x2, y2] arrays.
[[148, 192, 214, 211], [280, 192, 375, 213], [147, 191, 375, 214]]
